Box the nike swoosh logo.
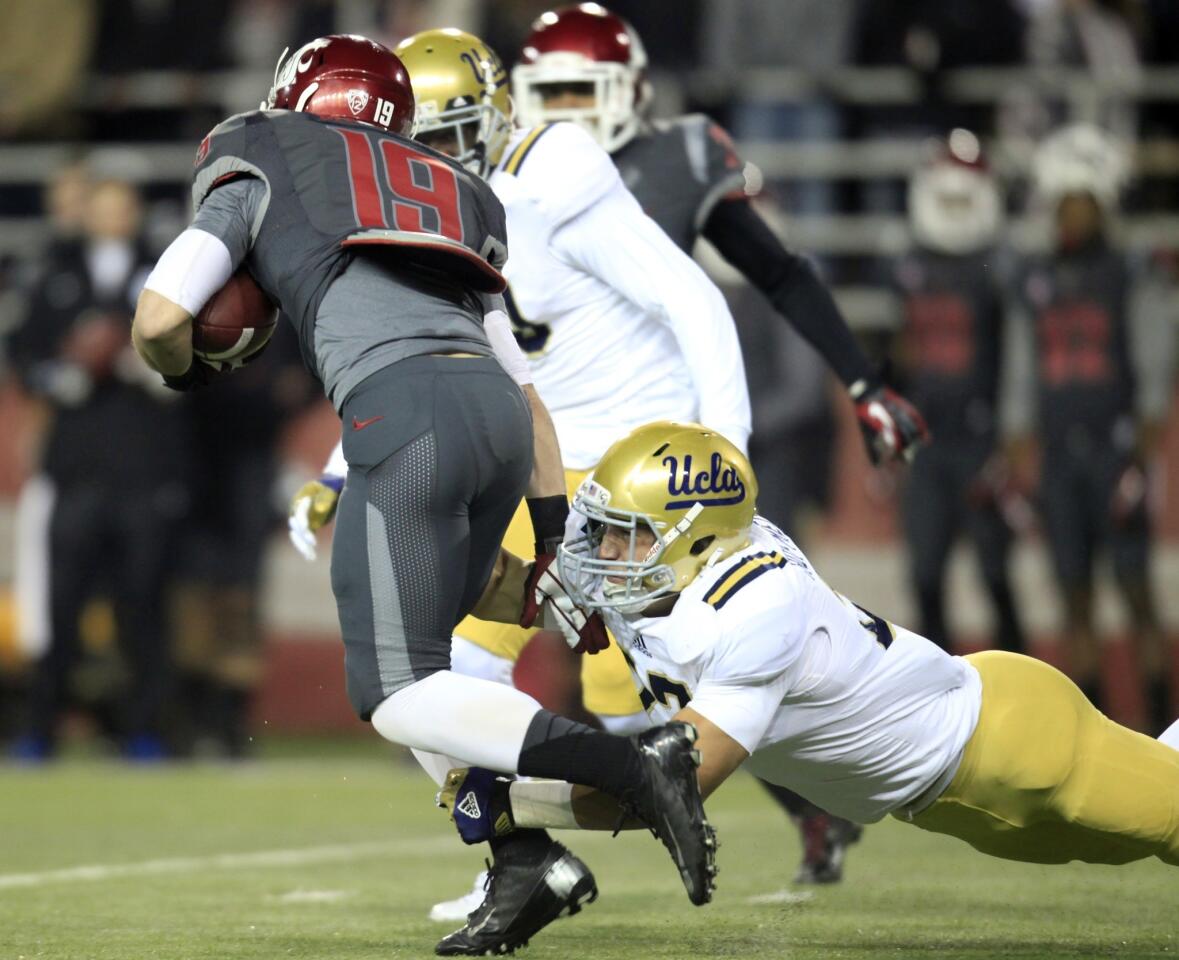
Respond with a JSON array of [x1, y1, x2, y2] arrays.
[[351, 415, 384, 431]]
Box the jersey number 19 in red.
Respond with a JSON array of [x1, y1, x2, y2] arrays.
[[338, 128, 463, 242]]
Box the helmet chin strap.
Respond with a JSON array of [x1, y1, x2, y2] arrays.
[[263, 46, 291, 108], [645, 502, 703, 562]]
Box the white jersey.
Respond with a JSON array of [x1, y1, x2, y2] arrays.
[[489, 122, 751, 470], [597, 517, 982, 824]]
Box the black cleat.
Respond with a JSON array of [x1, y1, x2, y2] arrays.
[[434, 843, 597, 956], [622, 722, 718, 905], [792, 811, 863, 884]]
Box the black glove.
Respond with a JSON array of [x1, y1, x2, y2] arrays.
[[161, 358, 226, 392], [849, 375, 930, 465]]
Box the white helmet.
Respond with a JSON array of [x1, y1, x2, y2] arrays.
[[1033, 123, 1130, 213], [512, 3, 650, 152], [908, 129, 1002, 255]]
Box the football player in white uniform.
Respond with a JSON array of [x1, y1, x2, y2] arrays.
[[512, 2, 933, 882], [441, 419, 1179, 951]]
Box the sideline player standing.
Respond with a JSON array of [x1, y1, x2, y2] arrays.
[[512, 2, 929, 882], [1004, 125, 1175, 729], [130, 35, 717, 949], [441, 419, 1179, 953], [890, 130, 1025, 655]]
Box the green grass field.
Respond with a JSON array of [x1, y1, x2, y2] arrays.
[[3, 741, 1177, 960]]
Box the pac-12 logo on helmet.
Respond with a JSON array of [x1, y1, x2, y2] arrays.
[[264, 34, 415, 136], [513, 3, 650, 152], [558, 421, 757, 614]]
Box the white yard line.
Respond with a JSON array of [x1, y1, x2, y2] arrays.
[[0, 836, 455, 890]]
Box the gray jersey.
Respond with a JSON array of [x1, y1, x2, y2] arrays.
[[611, 115, 748, 252], [191, 110, 508, 408]]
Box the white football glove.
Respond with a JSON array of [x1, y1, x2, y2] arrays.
[[533, 565, 610, 655]]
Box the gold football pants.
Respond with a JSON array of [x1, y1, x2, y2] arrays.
[[453, 468, 644, 718], [907, 651, 1179, 866]]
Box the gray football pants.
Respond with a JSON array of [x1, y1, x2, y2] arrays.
[[331, 355, 533, 720]]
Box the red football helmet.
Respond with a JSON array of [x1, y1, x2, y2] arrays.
[[265, 34, 415, 137], [513, 3, 649, 152], [908, 129, 1002, 255]]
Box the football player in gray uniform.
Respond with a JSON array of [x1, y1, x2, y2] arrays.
[[131, 35, 718, 952]]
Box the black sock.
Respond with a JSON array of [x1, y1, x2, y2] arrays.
[[517, 709, 642, 798]]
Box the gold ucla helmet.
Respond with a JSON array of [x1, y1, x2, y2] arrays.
[[559, 421, 757, 613], [394, 29, 512, 179]]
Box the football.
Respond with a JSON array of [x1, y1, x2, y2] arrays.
[[192, 268, 278, 366]]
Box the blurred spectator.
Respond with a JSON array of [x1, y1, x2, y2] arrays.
[[0, 0, 95, 139], [93, 0, 232, 74], [6, 176, 192, 760], [890, 131, 1026, 653], [8, 162, 94, 693], [702, 0, 856, 218], [1027, 0, 1145, 141], [1002, 124, 1176, 731], [851, 0, 1026, 213], [172, 325, 315, 758], [43, 161, 92, 242], [91, 0, 234, 140]]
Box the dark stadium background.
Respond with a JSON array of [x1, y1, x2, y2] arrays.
[[0, 0, 1177, 743]]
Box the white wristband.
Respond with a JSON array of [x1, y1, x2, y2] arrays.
[[144, 229, 234, 316], [484, 309, 533, 386]]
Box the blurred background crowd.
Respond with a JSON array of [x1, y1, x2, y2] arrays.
[[1, 0, 1177, 761]]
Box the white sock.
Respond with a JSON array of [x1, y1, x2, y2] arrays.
[[371, 670, 542, 774], [1159, 717, 1179, 752]]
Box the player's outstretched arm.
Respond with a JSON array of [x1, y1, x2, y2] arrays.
[[703, 198, 929, 463]]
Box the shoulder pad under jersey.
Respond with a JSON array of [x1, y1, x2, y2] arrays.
[[192, 110, 276, 212], [669, 114, 749, 197], [499, 121, 622, 227]]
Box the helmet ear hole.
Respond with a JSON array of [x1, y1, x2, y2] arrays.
[[689, 536, 716, 557]]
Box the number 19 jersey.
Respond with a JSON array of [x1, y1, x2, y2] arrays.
[[192, 109, 509, 406]]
